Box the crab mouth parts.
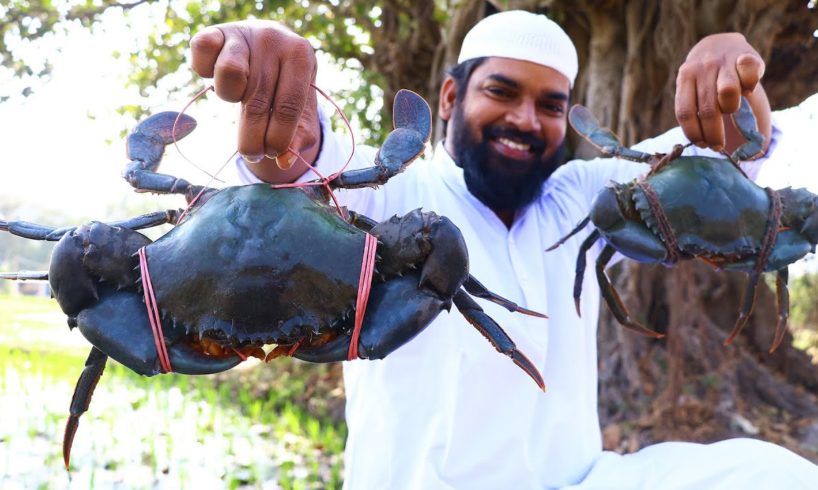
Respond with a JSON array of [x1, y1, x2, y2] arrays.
[[183, 329, 342, 363], [186, 333, 266, 360]]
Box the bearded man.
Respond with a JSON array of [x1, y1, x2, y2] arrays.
[[191, 10, 817, 489]]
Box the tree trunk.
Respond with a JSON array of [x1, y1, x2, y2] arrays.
[[599, 261, 818, 461]]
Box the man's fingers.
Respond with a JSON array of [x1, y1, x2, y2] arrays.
[[190, 27, 225, 78], [274, 92, 320, 170], [736, 53, 765, 93], [716, 64, 741, 115], [675, 66, 704, 147], [262, 39, 316, 158], [696, 67, 725, 150], [237, 31, 282, 162], [213, 29, 251, 103], [187, 20, 320, 165]]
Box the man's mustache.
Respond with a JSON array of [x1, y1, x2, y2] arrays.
[[483, 126, 547, 157]]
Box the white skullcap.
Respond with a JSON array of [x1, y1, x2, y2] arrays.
[[457, 10, 578, 88]]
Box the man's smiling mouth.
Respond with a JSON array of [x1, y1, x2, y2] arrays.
[[497, 137, 531, 152], [491, 136, 536, 160]]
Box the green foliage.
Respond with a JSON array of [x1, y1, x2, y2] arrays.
[[789, 271, 818, 328], [788, 271, 818, 358], [2, 0, 441, 143], [0, 0, 62, 100]]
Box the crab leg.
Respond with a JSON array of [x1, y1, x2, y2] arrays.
[[462, 275, 546, 318], [294, 273, 547, 390], [546, 216, 591, 252], [726, 186, 782, 346], [568, 105, 653, 163], [724, 271, 762, 346], [0, 220, 77, 241], [596, 245, 664, 338], [0, 210, 182, 242], [330, 127, 427, 189], [63, 347, 108, 469], [573, 229, 600, 315], [0, 271, 48, 280], [770, 268, 790, 353], [347, 210, 378, 231], [452, 289, 545, 391]]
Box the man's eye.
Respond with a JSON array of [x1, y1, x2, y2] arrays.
[[486, 86, 511, 97], [542, 103, 565, 114]]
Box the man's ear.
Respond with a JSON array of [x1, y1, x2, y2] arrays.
[[438, 77, 457, 121]]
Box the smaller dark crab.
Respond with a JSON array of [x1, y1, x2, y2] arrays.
[[548, 97, 818, 352], [2, 90, 546, 467]]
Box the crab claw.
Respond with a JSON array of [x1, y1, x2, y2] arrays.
[[295, 274, 546, 391], [126, 112, 197, 172], [568, 104, 653, 163], [49, 222, 152, 317], [393, 89, 432, 142], [123, 112, 204, 197], [293, 274, 444, 363], [729, 96, 765, 161], [329, 90, 432, 190], [77, 288, 241, 376]]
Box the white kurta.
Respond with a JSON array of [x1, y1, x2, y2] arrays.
[[236, 118, 817, 489]]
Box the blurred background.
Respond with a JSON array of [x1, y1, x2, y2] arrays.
[[1, 1, 817, 488]]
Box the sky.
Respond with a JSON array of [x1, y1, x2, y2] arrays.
[[0, 7, 816, 222]]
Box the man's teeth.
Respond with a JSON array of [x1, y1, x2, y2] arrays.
[[497, 137, 530, 152]]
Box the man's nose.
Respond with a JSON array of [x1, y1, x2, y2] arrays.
[[506, 100, 541, 133]]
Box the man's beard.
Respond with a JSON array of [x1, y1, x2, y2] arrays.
[[450, 107, 565, 212]]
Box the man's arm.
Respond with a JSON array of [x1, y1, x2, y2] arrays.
[[190, 20, 321, 183], [675, 32, 772, 155]]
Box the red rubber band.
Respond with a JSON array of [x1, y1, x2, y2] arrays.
[[348, 233, 378, 360], [138, 247, 172, 373], [287, 339, 303, 357], [230, 347, 248, 362]]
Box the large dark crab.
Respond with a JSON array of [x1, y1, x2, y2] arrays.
[[1, 90, 546, 466], [549, 97, 818, 352]]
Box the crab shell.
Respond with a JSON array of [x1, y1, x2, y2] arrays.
[[601, 156, 770, 263], [144, 184, 366, 345]]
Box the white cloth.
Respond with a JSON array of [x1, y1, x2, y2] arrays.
[[565, 439, 818, 490], [236, 118, 814, 489]]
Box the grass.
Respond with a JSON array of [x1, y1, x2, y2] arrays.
[[0, 294, 346, 489]]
